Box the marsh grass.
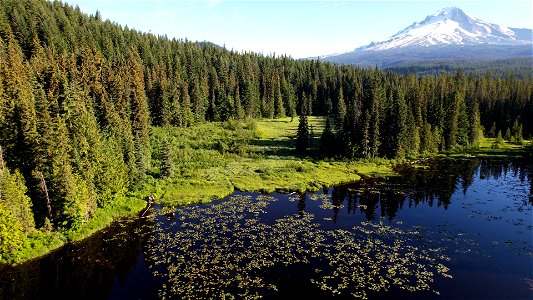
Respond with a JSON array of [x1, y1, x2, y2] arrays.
[[147, 118, 398, 205], [443, 138, 532, 158]]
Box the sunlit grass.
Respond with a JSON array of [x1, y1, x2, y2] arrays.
[[449, 138, 532, 158], [147, 119, 400, 205]]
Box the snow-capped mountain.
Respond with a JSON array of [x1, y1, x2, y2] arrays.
[[321, 7, 533, 69], [359, 7, 532, 51]]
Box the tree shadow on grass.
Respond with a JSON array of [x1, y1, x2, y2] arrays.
[[251, 133, 323, 158], [251, 138, 295, 157]]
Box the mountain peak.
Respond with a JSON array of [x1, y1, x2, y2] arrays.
[[431, 7, 464, 17], [424, 7, 469, 24], [357, 7, 532, 51]]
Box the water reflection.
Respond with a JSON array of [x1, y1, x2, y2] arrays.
[[0, 216, 155, 300], [320, 158, 532, 222], [0, 158, 531, 299]]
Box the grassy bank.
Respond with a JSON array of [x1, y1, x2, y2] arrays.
[[6, 195, 146, 264], [435, 137, 532, 159]]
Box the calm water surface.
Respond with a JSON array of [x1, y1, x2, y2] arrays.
[[1, 158, 531, 299]]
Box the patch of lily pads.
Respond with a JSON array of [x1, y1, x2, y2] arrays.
[[145, 195, 452, 299]]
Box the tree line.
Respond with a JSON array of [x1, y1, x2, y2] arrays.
[[298, 69, 531, 158], [0, 0, 531, 256]]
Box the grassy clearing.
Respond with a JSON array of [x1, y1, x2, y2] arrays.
[[147, 117, 396, 206], [441, 138, 532, 158], [147, 118, 531, 207]]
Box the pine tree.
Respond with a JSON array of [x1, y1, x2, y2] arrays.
[[392, 90, 407, 158], [369, 87, 382, 159], [281, 76, 296, 121], [2, 33, 38, 178], [511, 120, 523, 144], [296, 114, 310, 155], [336, 87, 347, 133], [0, 146, 35, 234], [274, 74, 285, 118], [48, 116, 83, 229], [180, 82, 193, 126], [192, 76, 208, 122], [296, 93, 310, 154], [127, 48, 151, 180], [361, 111, 371, 159], [496, 130, 504, 146], [0, 202, 25, 260], [160, 139, 174, 178], [234, 85, 244, 120], [320, 118, 336, 157], [505, 128, 511, 142]]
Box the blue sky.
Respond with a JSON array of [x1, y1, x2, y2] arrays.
[[63, 0, 532, 58]]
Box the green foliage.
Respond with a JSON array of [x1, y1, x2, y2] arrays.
[[320, 118, 336, 157], [0, 147, 35, 247], [0, 203, 25, 261], [505, 128, 512, 142], [160, 139, 175, 178], [296, 114, 310, 155], [492, 131, 504, 149], [511, 120, 523, 144], [0, 168, 35, 233]]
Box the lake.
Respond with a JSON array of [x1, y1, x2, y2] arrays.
[[1, 158, 531, 299]]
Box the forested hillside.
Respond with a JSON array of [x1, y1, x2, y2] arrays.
[[0, 0, 531, 259]]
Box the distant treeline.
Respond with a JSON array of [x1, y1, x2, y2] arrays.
[[385, 57, 533, 79], [0, 0, 531, 256]]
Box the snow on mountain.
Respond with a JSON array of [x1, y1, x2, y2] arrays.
[[358, 7, 532, 51]]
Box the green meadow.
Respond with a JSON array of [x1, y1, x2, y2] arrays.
[[140, 117, 397, 206]]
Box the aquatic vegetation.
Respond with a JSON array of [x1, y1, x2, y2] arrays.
[[146, 195, 451, 299]]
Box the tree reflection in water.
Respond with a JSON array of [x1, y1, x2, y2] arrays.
[[326, 158, 532, 222], [0, 158, 531, 299]]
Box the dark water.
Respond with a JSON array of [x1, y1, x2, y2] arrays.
[[1, 158, 532, 299]]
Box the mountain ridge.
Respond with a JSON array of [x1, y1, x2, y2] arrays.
[[322, 7, 533, 70], [358, 7, 532, 51]]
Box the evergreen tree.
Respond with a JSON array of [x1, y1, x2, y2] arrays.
[[496, 130, 504, 146], [320, 118, 336, 157], [127, 48, 151, 180], [335, 87, 347, 133], [361, 111, 371, 159], [505, 128, 511, 142], [0, 202, 25, 260], [274, 74, 285, 118], [281, 76, 296, 121], [392, 90, 407, 158], [296, 93, 310, 154], [160, 139, 174, 178], [296, 114, 310, 155], [0, 146, 35, 234], [511, 120, 523, 144], [234, 85, 244, 120], [369, 86, 382, 159]]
